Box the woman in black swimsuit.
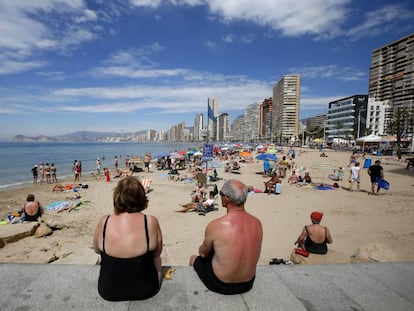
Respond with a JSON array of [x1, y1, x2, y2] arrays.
[[93, 177, 163, 301], [295, 211, 333, 255]]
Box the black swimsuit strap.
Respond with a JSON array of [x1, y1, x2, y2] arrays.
[[102, 215, 110, 253], [144, 215, 150, 253]]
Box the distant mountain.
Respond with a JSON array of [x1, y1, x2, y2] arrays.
[[9, 130, 150, 142]]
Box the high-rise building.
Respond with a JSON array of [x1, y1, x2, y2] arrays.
[[207, 98, 218, 141], [368, 33, 414, 135], [231, 115, 245, 142], [217, 113, 230, 141], [259, 98, 272, 141], [272, 74, 301, 144], [326, 95, 368, 141], [245, 103, 260, 142], [193, 113, 204, 141]]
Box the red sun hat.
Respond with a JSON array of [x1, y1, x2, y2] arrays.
[[311, 211, 323, 222]]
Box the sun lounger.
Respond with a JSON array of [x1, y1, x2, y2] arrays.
[[140, 178, 152, 193]]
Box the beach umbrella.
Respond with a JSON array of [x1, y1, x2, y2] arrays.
[[178, 150, 187, 155], [154, 151, 169, 158], [240, 151, 252, 157], [266, 148, 277, 154], [256, 154, 278, 161], [313, 138, 323, 143], [169, 152, 184, 159], [194, 151, 203, 156]]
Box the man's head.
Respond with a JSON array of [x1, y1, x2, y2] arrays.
[[375, 160, 381, 165], [220, 179, 248, 207]]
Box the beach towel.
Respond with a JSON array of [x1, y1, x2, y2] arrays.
[[314, 184, 336, 190], [45, 201, 72, 211]]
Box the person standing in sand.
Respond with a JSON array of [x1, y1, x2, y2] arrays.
[[51, 163, 57, 183], [114, 156, 119, 171], [31, 165, 38, 184], [45, 163, 51, 184], [38, 162, 45, 184], [144, 153, 152, 173], [368, 160, 384, 195], [189, 179, 263, 295], [348, 161, 361, 192]]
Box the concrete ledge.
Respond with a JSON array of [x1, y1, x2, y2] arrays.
[[1, 263, 413, 310]]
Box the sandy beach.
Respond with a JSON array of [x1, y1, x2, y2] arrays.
[[1, 148, 414, 265]]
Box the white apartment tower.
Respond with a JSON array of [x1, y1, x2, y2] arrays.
[[193, 113, 204, 141], [368, 33, 414, 135], [245, 103, 260, 142], [272, 75, 301, 144]]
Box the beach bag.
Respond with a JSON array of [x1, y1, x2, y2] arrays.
[[378, 179, 390, 190], [295, 248, 309, 257], [274, 183, 282, 194]]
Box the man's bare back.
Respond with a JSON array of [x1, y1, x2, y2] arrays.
[[207, 211, 262, 282], [191, 179, 263, 291]]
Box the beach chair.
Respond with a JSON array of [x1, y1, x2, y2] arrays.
[[140, 178, 152, 193], [196, 195, 219, 216]]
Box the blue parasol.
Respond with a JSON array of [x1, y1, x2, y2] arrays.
[[154, 152, 170, 158], [256, 154, 278, 161]]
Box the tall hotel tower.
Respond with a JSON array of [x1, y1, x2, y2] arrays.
[[207, 97, 218, 141], [368, 33, 414, 135], [193, 113, 203, 141], [272, 75, 301, 143]]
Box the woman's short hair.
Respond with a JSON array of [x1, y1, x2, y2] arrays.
[[221, 179, 247, 205], [26, 194, 35, 202], [113, 177, 148, 214]]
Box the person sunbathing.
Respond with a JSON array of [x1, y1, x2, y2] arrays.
[[176, 192, 216, 213], [264, 173, 281, 193], [288, 170, 300, 185], [191, 182, 206, 203]]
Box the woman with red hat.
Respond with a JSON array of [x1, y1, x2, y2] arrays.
[[295, 211, 333, 255]]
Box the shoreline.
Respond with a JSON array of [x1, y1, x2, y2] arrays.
[[1, 149, 414, 265]]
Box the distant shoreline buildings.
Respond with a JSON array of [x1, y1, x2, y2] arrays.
[[10, 33, 414, 145]]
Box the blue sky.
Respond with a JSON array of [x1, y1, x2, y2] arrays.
[[0, 0, 413, 140]]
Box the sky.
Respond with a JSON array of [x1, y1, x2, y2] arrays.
[[0, 0, 413, 140]]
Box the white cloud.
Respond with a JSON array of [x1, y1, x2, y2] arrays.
[[289, 64, 366, 81], [0, 0, 102, 74], [346, 4, 414, 40], [129, 0, 351, 39]]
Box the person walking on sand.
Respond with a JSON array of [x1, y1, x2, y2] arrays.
[[348, 161, 361, 192], [347, 152, 357, 167], [189, 179, 263, 295], [368, 160, 384, 195], [144, 153, 152, 173]]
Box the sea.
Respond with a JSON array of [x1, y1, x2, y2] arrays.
[[0, 141, 201, 191]]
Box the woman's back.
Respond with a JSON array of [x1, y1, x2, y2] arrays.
[[97, 214, 160, 301]]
